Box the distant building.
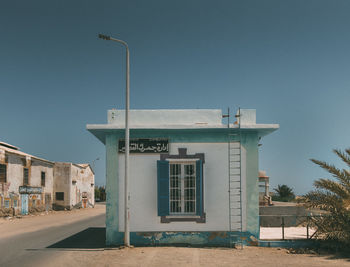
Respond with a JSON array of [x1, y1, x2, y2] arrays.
[[0, 142, 94, 216], [0, 142, 54, 215], [87, 108, 279, 247], [53, 162, 95, 210]]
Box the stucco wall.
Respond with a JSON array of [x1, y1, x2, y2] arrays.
[[116, 142, 245, 232], [70, 164, 94, 207], [0, 151, 54, 211], [31, 160, 54, 196], [53, 163, 71, 208], [5, 154, 25, 194]]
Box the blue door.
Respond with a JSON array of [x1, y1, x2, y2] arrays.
[[21, 194, 28, 215]]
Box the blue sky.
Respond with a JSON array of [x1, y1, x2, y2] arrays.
[[1, 0, 350, 194]]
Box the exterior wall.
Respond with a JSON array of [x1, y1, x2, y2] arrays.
[[106, 134, 120, 245], [31, 159, 54, 209], [5, 153, 24, 194], [118, 143, 232, 232], [70, 164, 95, 208], [91, 108, 278, 246], [105, 131, 259, 246], [53, 163, 71, 209], [0, 149, 54, 213], [241, 133, 259, 237], [0, 152, 21, 212]]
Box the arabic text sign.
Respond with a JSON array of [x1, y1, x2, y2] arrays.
[[19, 186, 43, 194], [118, 139, 169, 153]]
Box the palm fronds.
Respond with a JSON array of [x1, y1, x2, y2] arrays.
[[305, 148, 350, 245]]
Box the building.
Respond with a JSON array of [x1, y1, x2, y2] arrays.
[[0, 142, 54, 215], [87, 108, 278, 246], [0, 142, 95, 216], [53, 162, 95, 210]]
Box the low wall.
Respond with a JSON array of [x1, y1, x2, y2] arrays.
[[260, 206, 309, 227]]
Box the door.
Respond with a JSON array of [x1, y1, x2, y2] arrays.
[[21, 194, 28, 215]]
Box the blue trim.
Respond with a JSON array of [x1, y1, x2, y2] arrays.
[[106, 231, 258, 247], [196, 160, 203, 216], [157, 160, 170, 216], [88, 128, 276, 145]]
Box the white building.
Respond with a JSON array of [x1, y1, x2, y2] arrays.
[[0, 142, 54, 215], [53, 162, 95, 210], [0, 142, 95, 215], [87, 108, 279, 246]]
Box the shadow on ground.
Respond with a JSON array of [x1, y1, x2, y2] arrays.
[[47, 227, 105, 249]]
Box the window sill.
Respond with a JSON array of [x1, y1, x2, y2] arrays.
[[161, 213, 206, 223]]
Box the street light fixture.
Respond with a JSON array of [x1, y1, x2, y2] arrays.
[[98, 33, 130, 247], [92, 157, 100, 172]]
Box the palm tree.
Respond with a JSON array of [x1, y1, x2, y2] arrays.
[[273, 184, 295, 202], [304, 148, 350, 245]]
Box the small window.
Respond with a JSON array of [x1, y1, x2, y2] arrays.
[[0, 164, 6, 183], [41, 172, 46, 186], [56, 192, 64, 201], [4, 199, 10, 208], [23, 168, 29, 185]]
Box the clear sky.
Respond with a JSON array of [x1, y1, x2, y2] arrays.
[[1, 0, 350, 194]]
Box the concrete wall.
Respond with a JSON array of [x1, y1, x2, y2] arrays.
[[70, 164, 94, 208], [0, 149, 54, 212], [4, 153, 24, 194], [259, 205, 317, 227], [53, 163, 71, 208], [117, 142, 239, 232], [31, 159, 54, 196]]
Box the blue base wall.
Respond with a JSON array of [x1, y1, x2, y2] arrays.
[[106, 231, 258, 247]]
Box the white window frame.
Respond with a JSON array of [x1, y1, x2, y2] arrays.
[[168, 160, 197, 215]]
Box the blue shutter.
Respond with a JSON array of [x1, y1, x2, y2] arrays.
[[157, 160, 169, 216], [196, 160, 203, 216]]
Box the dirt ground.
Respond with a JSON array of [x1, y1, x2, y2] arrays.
[[1, 204, 349, 267], [33, 246, 350, 267]]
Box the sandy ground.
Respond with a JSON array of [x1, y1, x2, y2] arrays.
[[33, 246, 350, 267], [1, 204, 349, 267], [260, 226, 316, 239]]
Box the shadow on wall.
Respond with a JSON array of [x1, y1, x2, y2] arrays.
[[47, 227, 106, 249]]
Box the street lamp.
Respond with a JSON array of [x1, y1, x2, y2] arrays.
[[98, 33, 130, 247], [92, 157, 100, 173]]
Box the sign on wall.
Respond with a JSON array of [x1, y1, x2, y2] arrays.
[[119, 138, 169, 153], [19, 186, 42, 194]]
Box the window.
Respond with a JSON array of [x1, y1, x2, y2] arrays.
[[56, 192, 64, 201], [23, 168, 29, 185], [157, 148, 205, 223], [41, 172, 46, 186], [169, 162, 196, 214], [0, 164, 6, 183]]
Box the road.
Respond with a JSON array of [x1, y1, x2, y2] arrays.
[[1, 203, 349, 267], [0, 203, 105, 267]]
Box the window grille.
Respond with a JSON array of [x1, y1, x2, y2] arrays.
[[169, 162, 196, 214], [56, 192, 64, 201]]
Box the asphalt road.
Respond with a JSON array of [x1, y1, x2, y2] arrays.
[[0, 206, 105, 267]]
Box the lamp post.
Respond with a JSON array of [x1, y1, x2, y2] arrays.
[[92, 157, 100, 173], [98, 33, 130, 247]]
